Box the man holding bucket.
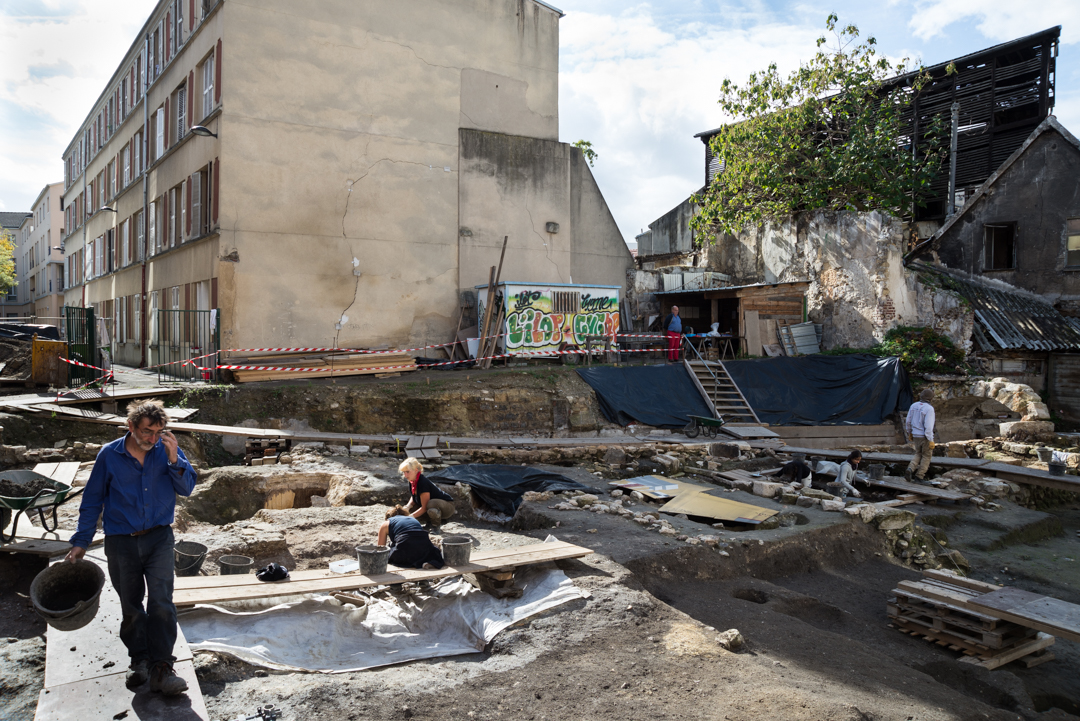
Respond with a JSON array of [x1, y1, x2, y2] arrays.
[[66, 400, 197, 696]]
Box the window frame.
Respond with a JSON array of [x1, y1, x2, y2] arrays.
[[1066, 218, 1080, 269], [982, 222, 1018, 271]]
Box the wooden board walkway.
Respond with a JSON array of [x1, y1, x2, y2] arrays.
[[772, 445, 1080, 493], [1, 463, 102, 556], [0, 386, 179, 411], [36, 555, 208, 721], [174, 540, 591, 607]]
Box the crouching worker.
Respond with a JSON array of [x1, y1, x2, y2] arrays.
[[399, 457, 456, 530], [778, 454, 812, 489], [64, 400, 197, 696], [826, 450, 864, 499], [378, 506, 445, 569]]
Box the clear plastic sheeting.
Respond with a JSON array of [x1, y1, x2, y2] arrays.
[[177, 565, 584, 673]]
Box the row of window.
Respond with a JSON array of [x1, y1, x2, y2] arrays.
[[67, 161, 218, 288], [65, 0, 217, 190], [64, 36, 219, 241]]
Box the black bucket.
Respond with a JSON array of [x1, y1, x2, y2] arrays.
[[30, 560, 105, 631], [217, 555, 255, 575], [174, 541, 208, 577], [356, 545, 390, 575], [867, 464, 885, 481], [441, 536, 473, 566], [1048, 462, 1067, 477]]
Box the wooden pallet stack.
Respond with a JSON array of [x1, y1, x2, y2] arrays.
[[224, 350, 417, 383], [889, 571, 1056, 669]]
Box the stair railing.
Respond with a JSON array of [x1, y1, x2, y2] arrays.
[[681, 336, 722, 411]]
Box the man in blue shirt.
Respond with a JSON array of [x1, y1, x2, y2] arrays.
[[65, 400, 197, 696]]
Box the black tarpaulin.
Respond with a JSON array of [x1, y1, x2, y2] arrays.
[[575, 365, 713, 428], [0, 324, 59, 341], [427, 464, 591, 516], [722, 354, 913, 426]]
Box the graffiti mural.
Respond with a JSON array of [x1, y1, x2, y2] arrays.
[[478, 284, 620, 354]]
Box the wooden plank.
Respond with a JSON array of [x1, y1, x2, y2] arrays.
[[968, 589, 1080, 645], [862, 477, 972, 502], [922, 569, 1003, 595], [174, 542, 590, 602], [958, 633, 1055, 670], [773, 425, 898, 439], [38, 554, 208, 721], [744, 309, 762, 356], [35, 660, 207, 721], [0, 539, 73, 556], [175, 543, 592, 607], [34, 462, 81, 487], [419, 436, 437, 449], [175, 542, 583, 591], [719, 425, 779, 439]]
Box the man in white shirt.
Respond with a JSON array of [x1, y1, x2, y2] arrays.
[[904, 389, 936, 483]]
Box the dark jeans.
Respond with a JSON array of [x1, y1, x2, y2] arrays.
[[103, 525, 177, 666]]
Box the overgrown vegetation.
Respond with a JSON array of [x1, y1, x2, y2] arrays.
[[820, 326, 968, 375], [691, 15, 949, 238]]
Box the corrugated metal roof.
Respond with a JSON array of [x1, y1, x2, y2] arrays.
[[913, 263, 1080, 352]]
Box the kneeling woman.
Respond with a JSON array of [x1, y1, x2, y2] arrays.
[[377, 506, 445, 570]]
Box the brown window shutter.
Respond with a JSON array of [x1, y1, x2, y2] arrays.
[[211, 277, 217, 308], [187, 70, 194, 123], [215, 39, 222, 103], [212, 157, 219, 224], [164, 97, 170, 148], [189, 0, 194, 30], [165, 13, 171, 62], [185, 176, 192, 236]]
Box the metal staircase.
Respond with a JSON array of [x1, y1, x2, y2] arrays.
[[684, 358, 760, 424]]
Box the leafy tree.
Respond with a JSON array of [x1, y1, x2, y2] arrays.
[[573, 140, 598, 167], [691, 15, 949, 238], [0, 231, 16, 296]]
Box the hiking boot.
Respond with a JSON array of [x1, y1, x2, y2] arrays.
[[149, 662, 188, 696], [125, 659, 149, 689]]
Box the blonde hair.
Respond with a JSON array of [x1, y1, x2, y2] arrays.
[[398, 457, 422, 474]]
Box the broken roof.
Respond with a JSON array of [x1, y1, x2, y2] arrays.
[[655, 280, 810, 296], [912, 263, 1080, 352], [906, 116, 1080, 262]]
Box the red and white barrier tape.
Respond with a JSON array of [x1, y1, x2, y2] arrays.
[[58, 357, 114, 397]]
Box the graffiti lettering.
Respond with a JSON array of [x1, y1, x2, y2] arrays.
[[580, 294, 615, 312], [514, 290, 544, 311]]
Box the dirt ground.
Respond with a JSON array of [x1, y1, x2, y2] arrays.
[[3, 445, 1080, 721]]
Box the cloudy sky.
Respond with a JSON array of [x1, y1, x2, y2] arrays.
[[1, 0, 1078, 244]]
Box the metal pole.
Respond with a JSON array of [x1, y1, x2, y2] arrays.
[[947, 101, 959, 217]]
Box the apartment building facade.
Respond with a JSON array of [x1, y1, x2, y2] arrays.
[[61, 0, 632, 365], [24, 183, 67, 323], [0, 212, 31, 317]]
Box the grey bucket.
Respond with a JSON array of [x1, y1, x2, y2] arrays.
[[356, 545, 390, 575], [1048, 461, 1067, 477], [1036, 447, 1054, 463], [175, 541, 208, 577], [217, 555, 255, 575], [867, 464, 885, 481], [30, 560, 105, 631], [441, 536, 473, 566]]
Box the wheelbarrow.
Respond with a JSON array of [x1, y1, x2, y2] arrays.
[[0, 470, 80, 543], [682, 414, 727, 439]]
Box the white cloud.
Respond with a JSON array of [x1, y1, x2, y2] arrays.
[[0, 0, 155, 211], [907, 0, 1080, 44], [559, 6, 822, 241]]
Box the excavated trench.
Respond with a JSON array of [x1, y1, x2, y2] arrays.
[[623, 522, 1080, 719]]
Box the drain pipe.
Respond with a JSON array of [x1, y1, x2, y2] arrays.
[[140, 33, 150, 367], [946, 102, 959, 217]]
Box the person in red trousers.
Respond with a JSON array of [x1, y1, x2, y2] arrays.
[[662, 305, 683, 362]]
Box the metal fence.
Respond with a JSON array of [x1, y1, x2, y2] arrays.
[[153, 309, 220, 383], [63, 306, 99, 386]]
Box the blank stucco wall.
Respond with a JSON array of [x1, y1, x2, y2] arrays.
[[217, 0, 560, 349], [569, 150, 635, 288]]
